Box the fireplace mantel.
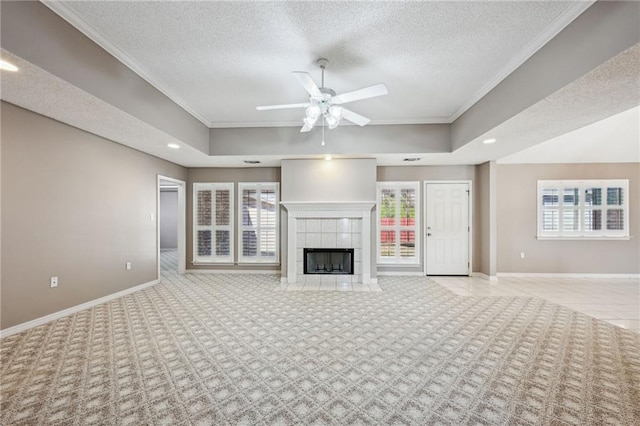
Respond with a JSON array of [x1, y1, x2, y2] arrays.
[[281, 201, 376, 215], [281, 201, 375, 284]]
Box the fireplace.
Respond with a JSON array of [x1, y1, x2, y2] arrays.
[[304, 248, 354, 275], [281, 201, 375, 284]]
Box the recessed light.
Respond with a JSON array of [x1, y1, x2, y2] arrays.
[[243, 160, 261, 164], [403, 158, 421, 162], [0, 59, 18, 72], [482, 138, 497, 144], [167, 143, 180, 149], [324, 155, 332, 161]]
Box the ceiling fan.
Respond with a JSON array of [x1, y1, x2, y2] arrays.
[[256, 58, 388, 133]]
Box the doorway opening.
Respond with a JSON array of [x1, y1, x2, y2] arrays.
[[158, 175, 186, 278]]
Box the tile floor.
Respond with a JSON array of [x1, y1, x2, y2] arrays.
[[431, 275, 640, 333]]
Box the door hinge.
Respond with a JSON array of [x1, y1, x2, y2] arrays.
[[468, 226, 470, 232]]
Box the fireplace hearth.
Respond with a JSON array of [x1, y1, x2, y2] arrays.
[[304, 248, 354, 275]]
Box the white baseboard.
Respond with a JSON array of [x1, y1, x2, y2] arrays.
[[1, 279, 160, 339], [377, 271, 424, 276], [187, 269, 281, 275], [497, 272, 640, 279], [471, 272, 498, 281]]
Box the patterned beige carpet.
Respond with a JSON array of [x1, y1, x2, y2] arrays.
[[1, 258, 639, 424]]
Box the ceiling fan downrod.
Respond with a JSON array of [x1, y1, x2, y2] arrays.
[[316, 58, 329, 89]]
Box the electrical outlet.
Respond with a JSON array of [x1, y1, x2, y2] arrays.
[[126, 262, 132, 271], [520, 252, 525, 259], [50, 276, 58, 288]]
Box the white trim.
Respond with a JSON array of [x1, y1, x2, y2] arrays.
[[376, 182, 421, 266], [42, 1, 591, 129], [377, 271, 423, 276], [497, 272, 640, 279], [209, 117, 451, 128], [41, 1, 210, 126], [536, 236, 632, 241], [471, 272, 498, 281], [1, 279, 159, 338], [537, 179, 629, 239], [187, 269, 280, 275], [193, 182, 235, 264], [238, 182, 280, 264], [424, 180, 473, 276], [158, 175, 186, 277], [448, 1, 594, 122], [280, 201, 377, 212]]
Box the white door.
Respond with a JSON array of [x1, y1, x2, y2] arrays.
[[425, 182, 470, 275]]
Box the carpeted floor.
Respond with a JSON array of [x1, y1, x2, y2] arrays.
[[1, 259, 639, 424]]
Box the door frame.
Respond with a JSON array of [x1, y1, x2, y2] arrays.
[[157, 175, 186, 277], [423, 180, 473, 276]]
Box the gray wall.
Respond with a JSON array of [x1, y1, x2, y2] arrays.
[[1, 1, 210, 154], [451, 1, 640, 151], [187, 167, 281, 271], [473, 162, 495, 276], [497, 163, 640, 274], [1, 102, 187, 329], [160, 190, 178, 249], [281, 159, 377, 202]]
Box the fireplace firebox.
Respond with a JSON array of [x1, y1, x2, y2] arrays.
[[304, 248, 354, 275]]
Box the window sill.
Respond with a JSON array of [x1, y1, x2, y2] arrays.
[[536, 236, 632, 241]]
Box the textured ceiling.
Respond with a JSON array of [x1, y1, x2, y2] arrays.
[[47, 1, 586, 127], [3, 1, 638, 167]]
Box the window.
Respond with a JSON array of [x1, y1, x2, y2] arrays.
[[537, 180, 629, 239], [238, 183, 279, 263], [377, 182, 420, 264], [193, 183, 234, 263]]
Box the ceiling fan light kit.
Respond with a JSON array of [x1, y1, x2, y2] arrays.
[[256, 58, 388, 136]]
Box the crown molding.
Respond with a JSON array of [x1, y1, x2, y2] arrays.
[[41, 0, 211, 127], [448, 0, 595, 122], [208, 117, 451, 128], [42, 1, 594, 130]]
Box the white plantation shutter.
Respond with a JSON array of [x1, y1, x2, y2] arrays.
[[193, 183, 234, 263], [377, 182, 420, 264], [238, 183, 279, 263], [537, 180, 629, 239]]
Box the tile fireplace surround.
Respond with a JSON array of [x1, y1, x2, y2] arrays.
[[281, 202, 375, 285]]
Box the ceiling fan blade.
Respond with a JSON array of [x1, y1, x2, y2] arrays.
[[256, 103, 309, 111], [332, 83, 388, 105], [300, 123, 313, 133], [341, 108, 370, 126], [292, 71, 322, 98]]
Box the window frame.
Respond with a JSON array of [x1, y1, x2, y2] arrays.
[[537, 179, 630, 240], [376, 181, 421, 265], [237, 182, 280, 264], [193, 182, 235, 263]]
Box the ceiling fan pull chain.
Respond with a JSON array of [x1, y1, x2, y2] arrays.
[[322, 115, 325, 146]]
